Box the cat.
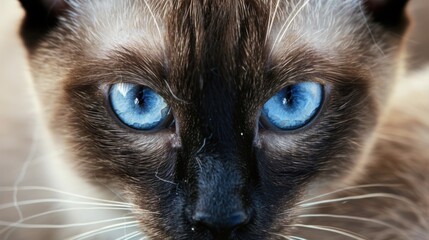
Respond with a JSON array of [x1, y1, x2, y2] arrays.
[[4, 0, 429, 239]]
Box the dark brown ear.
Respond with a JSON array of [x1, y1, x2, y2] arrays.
[[18, 0, 69, 50], [364, 0, 409, 31]]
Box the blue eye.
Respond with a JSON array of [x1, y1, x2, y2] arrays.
[[261, 82, 324, 131], [109, 83, 170, 130]]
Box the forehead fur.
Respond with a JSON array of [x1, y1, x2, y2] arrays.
[[31, 0, 399, 114], [58, 0, 386, 58]]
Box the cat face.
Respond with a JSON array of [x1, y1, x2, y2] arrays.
[[19, 0, 408, 239]]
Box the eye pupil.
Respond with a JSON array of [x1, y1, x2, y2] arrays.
[[283, 86, 293, 105], [134, 88, 145, 106], [261, 82, 323, 131]]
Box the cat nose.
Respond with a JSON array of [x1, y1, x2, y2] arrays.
[[192, 211, 249, 237]]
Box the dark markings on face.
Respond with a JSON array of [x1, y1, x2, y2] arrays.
[[19, 0, 409, 239]]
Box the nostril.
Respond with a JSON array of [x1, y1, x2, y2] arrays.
[[225, 212, 249, 228], [192, 211, 249, 236]]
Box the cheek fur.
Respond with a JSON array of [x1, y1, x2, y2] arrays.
[[20, 0, 413, 239]]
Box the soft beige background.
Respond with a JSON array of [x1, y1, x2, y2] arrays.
[[0, 1, 55, 239], [408, 0, 429, 70], [0, 0, 428, 238]]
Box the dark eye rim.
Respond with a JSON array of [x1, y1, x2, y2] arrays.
[[259, 82, 330, 133], [105, 83, 175, 133]]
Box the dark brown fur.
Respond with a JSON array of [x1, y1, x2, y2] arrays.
[[15, 0, 429, 239]]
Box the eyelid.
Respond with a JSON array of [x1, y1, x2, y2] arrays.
[[101, 78, 160, 92], [263, 76, 328, 103], [280, 77, 327, 90]]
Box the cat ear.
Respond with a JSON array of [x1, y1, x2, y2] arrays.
[[18, 0, 69, 49], [364, 0, 409, 30]]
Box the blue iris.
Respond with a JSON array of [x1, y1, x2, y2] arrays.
[[109, 83, 170, 130], [261, 82, 323, 130]]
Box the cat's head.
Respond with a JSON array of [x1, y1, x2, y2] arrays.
[[19, 0, 409, 239]]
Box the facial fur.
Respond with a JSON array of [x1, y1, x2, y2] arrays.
[[18, 0, 411, 239]]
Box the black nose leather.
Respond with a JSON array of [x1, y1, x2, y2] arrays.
[[193, 211, 249, 237]]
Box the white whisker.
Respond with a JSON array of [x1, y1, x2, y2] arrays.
[[299, 193, 416, 208], [270, 232, 294, 240], [358, 3, 385, 56], [300, 191, 428, 227], [270, 232, 307, 240], [297, 214, 410, 240], [155, 161, 177, 185], [270, 0, 310, 56], [270, 0, 303, 54], [95, 178, 129, 204], [12, 127, 39, 221], [288, 224, 366, 240], [0, 216, 136, 229], [0, 186, 135, 206], [298, 192, 428, 227], [68, 221, 140, 240], [195, 138, 207, 154], [163, 79, 188, 103], [117, 230, 142, 240], [142, 0, 162, 41], [0, 199, 133, 211], [290, 236, 307, 240], [298, 184, 400, 204], [0, 206, 133, 235], [195, 156, 203, 172], [265, 0, 281, 44]]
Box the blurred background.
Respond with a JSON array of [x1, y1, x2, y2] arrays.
[[0, 0, 428, 238], [408, 0, 429, 70]]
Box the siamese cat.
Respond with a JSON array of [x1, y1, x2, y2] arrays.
[[4, 0, 428, 239]]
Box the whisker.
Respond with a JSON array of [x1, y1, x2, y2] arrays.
[[297, 214, 411, 240], [163, 79, 189, 103], [142, 0, 162, 41], [0, 199, 133, 211], [0, 216, 137, 229], [95, 177, 130, 204], [116, 230, 141, 240], [299, 191, 428, 229], [269, 232, 307, 240], [290, 236, 308, 240], [0, 186, 135, 206], [12, 127, 40, 220], [270, 0, 310, 56], [358, 2, 385, 56], [68, 221, 140, 240], [265, 0, 281, 44], [298, 184, 401, 204], [269, 232, 294, 240], [287, 224, 366, 240], [270, 0, 303, 54], [195, 138, 207, 155], [299, 193, 416, 208], [0, 207, 134, 235], [155, 161, 177, 185], [29, 145, 79, 166]]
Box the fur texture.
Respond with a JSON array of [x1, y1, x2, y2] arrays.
[[10, 0, 429, 239]]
